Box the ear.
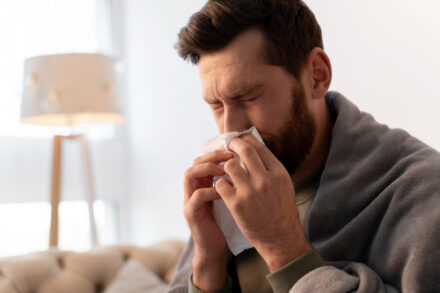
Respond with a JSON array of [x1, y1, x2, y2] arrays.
[[308, 48, 332, 100]]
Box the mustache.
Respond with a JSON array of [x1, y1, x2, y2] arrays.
[[255, 131, 274, 144], [258, 134, 278, 152]]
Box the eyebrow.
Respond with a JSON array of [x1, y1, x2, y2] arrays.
[[204, 84, 263, 104]]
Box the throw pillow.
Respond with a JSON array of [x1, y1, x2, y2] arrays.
[[104, 260, 167, 293]]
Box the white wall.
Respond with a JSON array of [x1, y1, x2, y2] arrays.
[[122, 0, 215, 245], [121, 1, 440, 245], [307, 0, 440, 150]]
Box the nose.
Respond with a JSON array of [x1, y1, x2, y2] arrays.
[[223, 105, 251, 133]]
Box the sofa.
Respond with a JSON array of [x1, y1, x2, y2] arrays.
[[0, 240, 185, 293]]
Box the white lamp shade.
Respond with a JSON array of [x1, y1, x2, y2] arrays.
[[21, 53, 123, 126]]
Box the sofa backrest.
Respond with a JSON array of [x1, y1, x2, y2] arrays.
[[0, 240, 185, 293]]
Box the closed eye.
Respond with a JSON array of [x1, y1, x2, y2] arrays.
[[240, 95, 260, 103], [210, 102, 223, 110]]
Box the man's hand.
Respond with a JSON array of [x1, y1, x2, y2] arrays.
[[215, 135, 313, 272], [183, 150, 233, 291]]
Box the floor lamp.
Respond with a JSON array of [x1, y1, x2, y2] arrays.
[[20, 53, 124, 248]]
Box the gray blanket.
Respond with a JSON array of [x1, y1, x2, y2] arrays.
[[168, 92, 440, 293]]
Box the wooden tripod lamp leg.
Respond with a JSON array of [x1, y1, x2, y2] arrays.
[[50, 135, 63, 247], [79, 134, 98, 247]]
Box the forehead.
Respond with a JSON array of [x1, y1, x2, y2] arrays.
[[199, 28, 271, 97]]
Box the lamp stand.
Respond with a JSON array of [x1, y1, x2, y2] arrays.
[[49, 134, 98, 248]]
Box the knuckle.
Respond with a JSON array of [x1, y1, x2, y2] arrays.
[[239, 144, 253, 156], [232, 199, 245, 213], [240, 192, 251, 202], [275, 168, 288, 180], [184, 167, 193, 178], [224, 159, 235, 172], [213, 149, 224, 156], [205, 162, 217, 170], [257, 178, 270, 191], [193, 156, 202, 165], [183, 204, 193, 220], [192, 189, 203, 198]]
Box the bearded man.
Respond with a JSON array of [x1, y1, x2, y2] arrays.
[[167, 1, 440, 292]]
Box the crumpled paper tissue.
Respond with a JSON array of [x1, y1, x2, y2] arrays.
[[202, 126, 265, 255]]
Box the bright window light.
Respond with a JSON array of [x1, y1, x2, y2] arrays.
[[0, 0, 115, 139], [0, 200, 119, 257]]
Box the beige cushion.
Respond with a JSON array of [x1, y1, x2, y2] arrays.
[[104, 260, 167, 293], [0, 240, 185, 293]]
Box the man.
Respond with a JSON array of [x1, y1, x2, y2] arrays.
[[168, 1, 440, 292]]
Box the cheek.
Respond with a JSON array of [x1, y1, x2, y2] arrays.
[[252, 101, 286, 134]]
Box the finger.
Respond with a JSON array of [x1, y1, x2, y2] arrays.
[[215, 178, 235, 202], [241, 135, 281, 170], [186, 162, 226, 180], [193, 150, 234, 166], [184, 163, 225, 203], [184, 187, 221, 219], [224, 158, 248, 187], [229, 137, 268, 174]]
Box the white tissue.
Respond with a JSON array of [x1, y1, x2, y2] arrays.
[[202, 126, 265, 255]]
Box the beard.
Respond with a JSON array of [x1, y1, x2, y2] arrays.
[[261, 83, 316, 174]]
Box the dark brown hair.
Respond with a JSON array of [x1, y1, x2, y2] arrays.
[[176, 0, 323, 79]]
